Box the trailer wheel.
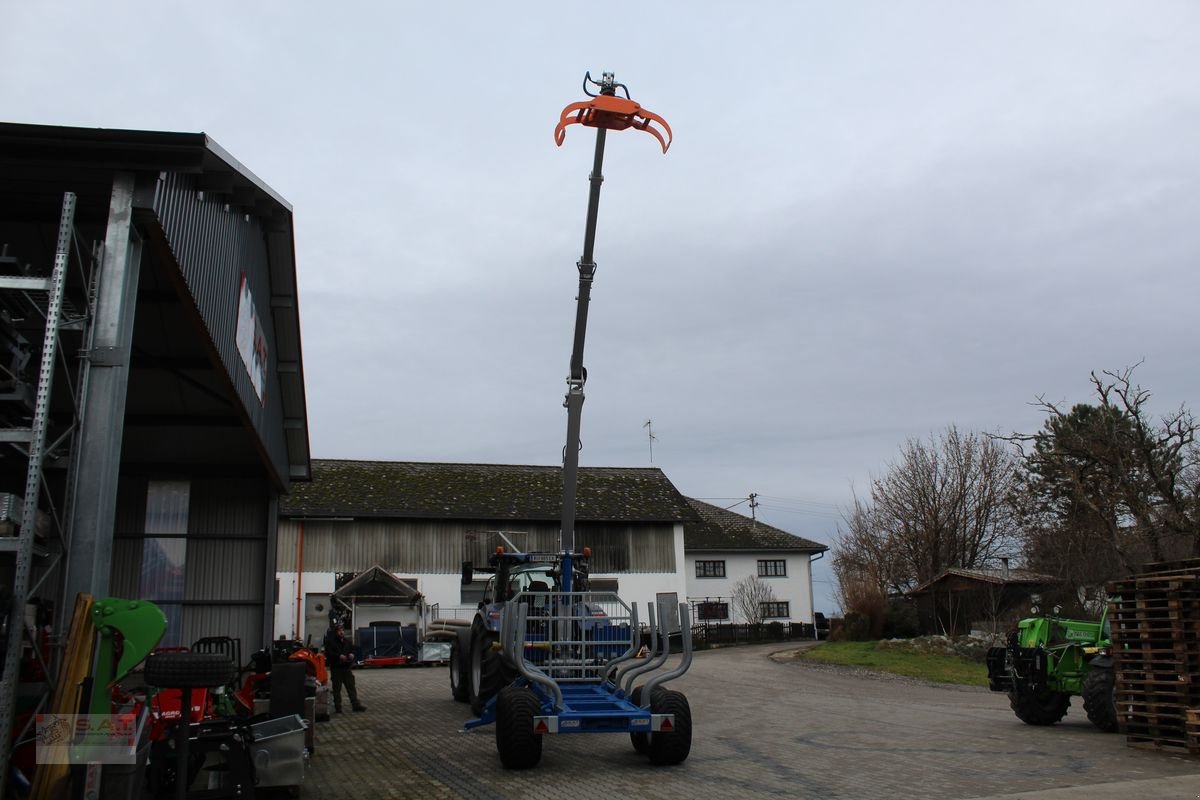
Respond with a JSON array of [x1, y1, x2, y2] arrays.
[[648, 689, 692, 766], [1008, 685, 1070, 726], [1082, 667, 1118, 732], [495, 687, 543, 770], [145, 652, 235, 689], [449, 641, 469, 703], [470, 621, 516, 716], [629, 685, 665, 755]]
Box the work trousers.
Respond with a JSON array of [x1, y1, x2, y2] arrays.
[[330, 668, 361, 709]]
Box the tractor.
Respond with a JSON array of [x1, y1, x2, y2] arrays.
[[985, 604, 1118, 732]]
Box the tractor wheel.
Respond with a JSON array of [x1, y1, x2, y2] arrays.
[[495, 687, 543, 770], [648, 689, 692, 766], [1082, 667, 1118, 733], [449, 640, 469, 703], [1008, 685, 1071, 726], [145, 652, 235, 689], [629, 685, 665, 755], [469, 622, 516, 716]]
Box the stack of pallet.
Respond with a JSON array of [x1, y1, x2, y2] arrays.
[[1107, 558, 1200, 755]]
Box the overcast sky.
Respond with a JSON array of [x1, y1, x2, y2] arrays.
[[5, 3, 1199, 613]]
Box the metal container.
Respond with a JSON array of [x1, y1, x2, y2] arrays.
[[250, 714, 307, 788]]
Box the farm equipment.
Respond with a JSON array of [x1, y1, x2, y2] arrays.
[[986, 605, 1118, 732], [448, 72, 691, 769]]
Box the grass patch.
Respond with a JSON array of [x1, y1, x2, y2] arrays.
[[794, 641, 989, 687]]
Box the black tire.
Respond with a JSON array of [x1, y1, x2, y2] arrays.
[[469, 621, 515, 716], [1008, 685, 1071, 726], [145, 652, 234, 689], [648, 689, 692, 766], [1082, 667, 1118, 733], [449, 641, 469, 703], [495, 687, 543, 770], [629, 685, 665, 755]]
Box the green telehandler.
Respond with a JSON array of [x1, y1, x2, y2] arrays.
[[985, 604, 1118, 732]]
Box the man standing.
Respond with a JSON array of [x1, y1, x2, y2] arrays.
[[323, 622, 366, 713]]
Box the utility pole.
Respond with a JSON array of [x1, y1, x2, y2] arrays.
[[749, 492, 759, 525], [643, 418, 656, 463]]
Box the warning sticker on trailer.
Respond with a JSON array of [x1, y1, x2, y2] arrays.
[[533, 716, 559, 734], [650, 714, 675, 732]]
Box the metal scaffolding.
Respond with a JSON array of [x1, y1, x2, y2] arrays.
[[0, 191, 99, 796]]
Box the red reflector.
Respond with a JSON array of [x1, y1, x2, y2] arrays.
[[535, 720, 549, 734], [660, 719, 673, 732]]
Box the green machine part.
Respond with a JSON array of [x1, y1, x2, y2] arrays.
[[1012, 607, 1110, 695], [88, 597, 167, 716]]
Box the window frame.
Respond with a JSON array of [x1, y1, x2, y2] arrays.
[[757, 559, 787, 578], [696, 601, 730, 621], [694, 559, 727, 579], [759, 601, 791, 619]]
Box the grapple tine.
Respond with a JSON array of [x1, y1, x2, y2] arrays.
[[554, 101, 592, 146], [637, 122, 670, 154], [640, 109, 673, 152]]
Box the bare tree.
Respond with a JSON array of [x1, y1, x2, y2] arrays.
[[833, 426, 1021, 602], [1005, 365, 1200, 608], [731, 576, 776, 626]]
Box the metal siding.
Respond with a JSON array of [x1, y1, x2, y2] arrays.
[[114, 477, 148, 535], [183, 605, 261, 654], [152, 172, 289, 484], [185, 539, 265, 602], [188, 477, 268, 536], [110, 538, 144, 597], [276, 519, 675, 573]]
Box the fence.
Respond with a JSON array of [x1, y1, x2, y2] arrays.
[[691, 621, 817, 648]]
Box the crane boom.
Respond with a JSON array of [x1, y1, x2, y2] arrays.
[[556, 72, 670, 557]]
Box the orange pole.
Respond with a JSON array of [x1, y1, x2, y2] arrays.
[[294, 521, 304, 639]]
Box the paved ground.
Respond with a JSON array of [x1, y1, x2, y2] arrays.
[[302, 643, 1200, 799]]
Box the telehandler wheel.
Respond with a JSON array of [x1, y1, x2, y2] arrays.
[[629, 685, 665, 755], [1082, 667, 1118, 733], [449, 641, 469, 703], [495, 687, 543, 770], [648, 689, 692, 766], [1008, 685, 1070, 726]]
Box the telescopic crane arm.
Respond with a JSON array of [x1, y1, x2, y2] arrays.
[[556, 72, 670, 559]]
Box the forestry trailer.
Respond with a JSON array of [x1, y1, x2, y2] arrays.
[[447, 72, 692, 769]]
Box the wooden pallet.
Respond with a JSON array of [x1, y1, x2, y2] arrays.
[[1106, 564, 1200, 756]]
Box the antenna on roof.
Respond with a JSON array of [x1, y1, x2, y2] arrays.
[[643, 419, 656, 463]]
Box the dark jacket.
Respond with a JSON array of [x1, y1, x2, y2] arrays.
[[324, 629, 356, 670]]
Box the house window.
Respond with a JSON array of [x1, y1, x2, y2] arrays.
[[760, 601, 790, 619], [758, 559, 787, 577], [696, 602, 729, 621], [695, 560, 726, 578]]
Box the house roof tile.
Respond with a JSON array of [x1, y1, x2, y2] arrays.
[[280, 459, 695, 522], [683, 498, 827, 553]]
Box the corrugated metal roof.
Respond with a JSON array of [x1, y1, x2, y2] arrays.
[[279, 460, 696, 522], [0, 121, 311, 486], [683, 498, 827, 553]]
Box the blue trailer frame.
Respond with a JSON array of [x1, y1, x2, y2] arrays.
[[463, 590, 694, 767]]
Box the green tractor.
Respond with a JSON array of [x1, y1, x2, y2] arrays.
[[985, 605, 1118, 732]]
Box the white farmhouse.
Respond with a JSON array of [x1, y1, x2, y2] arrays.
[[684, 498, 828, 626]]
